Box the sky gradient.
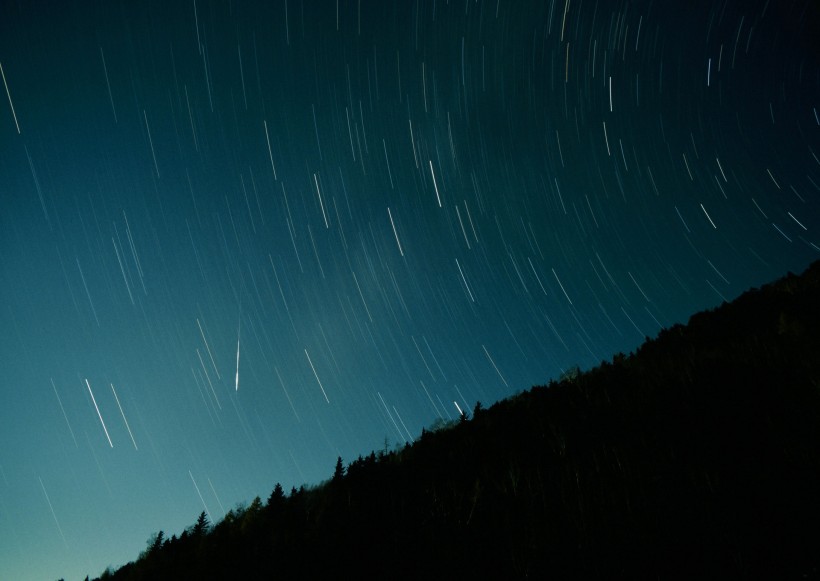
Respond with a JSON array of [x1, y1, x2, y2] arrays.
[[0, 1, 818, 579]]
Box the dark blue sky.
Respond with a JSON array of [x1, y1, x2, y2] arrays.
[[0, 0, 817, 579]]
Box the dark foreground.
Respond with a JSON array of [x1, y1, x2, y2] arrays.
[[91, 261, 820, 580]]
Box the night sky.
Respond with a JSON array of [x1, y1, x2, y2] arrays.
[[0, 0, 817, 579]]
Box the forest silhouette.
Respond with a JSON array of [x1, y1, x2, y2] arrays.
[[83, 261, 820, 580]]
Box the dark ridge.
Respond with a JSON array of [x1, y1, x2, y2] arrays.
[[88, 261, 820, 580]]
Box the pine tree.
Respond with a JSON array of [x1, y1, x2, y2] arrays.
[[268, 482, 285, 507], [241, 496, 264, 535], [473, 401, 484, 417], [192, 510, 210, 536], [332, 456, 345, 482], [144, 530, 164, 558]]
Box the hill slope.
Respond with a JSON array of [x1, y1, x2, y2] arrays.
[[93, 261, 820, 580]]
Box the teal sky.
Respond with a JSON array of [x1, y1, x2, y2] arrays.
[[0, 1, 817, 579]]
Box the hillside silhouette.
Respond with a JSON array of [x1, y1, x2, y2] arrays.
[[86, 261, 820, 580]]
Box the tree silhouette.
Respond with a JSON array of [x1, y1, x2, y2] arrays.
[[267, 482, 284, 507], [332, 456, 345, 482], [152, 531, 163, 552], [191, 511, 209, 537], [84, 261, 820, 581]]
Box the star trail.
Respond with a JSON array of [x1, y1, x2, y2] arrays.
[[0, 1, 817, 579]]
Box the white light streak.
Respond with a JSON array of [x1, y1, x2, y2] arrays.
[[313, 173, 330, 228], [185, 85, 198, 151], [76, 257, 100, 326], [482, 344, 509, 387], [408, 119, 419, 168], [700, 203, 717, 228], [455, 205, 471, 249], [682, 153, 694, 181], [352, 270, 373, 322], [346, 108, 356, 160], [716, 157, 727, 182], [382, 139, 394, 189], [263, 120, 277, 180], [463, 199, 479, 243], [377, 392, 405, 443], [419, 380, 443, 419], [197, 318, 220, 379], [787, 211, 807, 231], [387, 207, 404, 256], [628, 271, 650, 302], [100, 47, 117, 123], [429, 160, 442, 207], [455, 258, 476, 302], [305, 349, 330, 403], [528, 258, 548, 295], [751, 198, 768, 219], [608, 76, 613, 112], [39, 476, 68, 548], [675, 205, 691, 233], [0, 61, 20, 133], [85, 379, 113, 447], [707, 260, 730, 284], [51, 378, 78, 448], [552, 267, 573, 305], [772, 222, 792, 242], [193, 0, 202, 52], [560, 0, 570, 42], [235, 319, 240, 391], [110, 383, 138, 450], [207, 477, 226, 517], [112, 238, 134, 305], [766, 168, 781, 189], [275, 366, 300, 421], [144, 110, 160, 178], [189, 470, 212, 523], [238, 43, 247, 109], [123, 211, 145, 291], [393, 405, 414, 442], [196, 348, 221, 410]]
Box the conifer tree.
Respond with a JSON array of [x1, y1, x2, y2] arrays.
[[145, 530, 164, 557], [333, 456, 345, 482], [192, 511, 210, 536], [268, 482, 285, 507]]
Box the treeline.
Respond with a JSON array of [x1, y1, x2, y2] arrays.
[[88, 261, 820, 580]]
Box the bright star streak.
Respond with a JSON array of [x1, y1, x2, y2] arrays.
[[429, 160, 442, 207], [235, 319, 240, 391], [305, 348, 330, 403], [387, 207, 404, 257], [189, 470, 212, 522], [85, 378, 113, 447]]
